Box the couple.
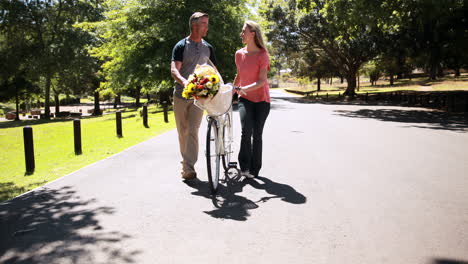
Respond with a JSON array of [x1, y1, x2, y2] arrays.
[[170, 12, 270, 181]]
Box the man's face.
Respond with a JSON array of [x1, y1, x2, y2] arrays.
[[193, 17, 209, 37]]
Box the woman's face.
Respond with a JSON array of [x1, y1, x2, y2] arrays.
[[240, 24, 255, 44]]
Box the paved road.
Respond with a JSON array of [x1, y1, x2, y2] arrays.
[[1, 90, 468, 264]]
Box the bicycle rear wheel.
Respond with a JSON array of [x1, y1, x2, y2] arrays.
[[206, 118, 221, 193]]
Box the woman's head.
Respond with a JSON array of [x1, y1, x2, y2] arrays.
[[241, 20, 267, 51]]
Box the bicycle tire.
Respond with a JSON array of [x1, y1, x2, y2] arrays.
[[222, 112, 232, 171], [206, 118, 221, 193]]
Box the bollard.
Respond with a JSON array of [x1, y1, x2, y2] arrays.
[[23, 126, 35, 174], [365, 92, 368, 102], [163, 101, 169, 123], [116, 111, 122, 137], [73, 119, 82, 155], [326, 93, 328, 101], [143, 105, 148, 127]]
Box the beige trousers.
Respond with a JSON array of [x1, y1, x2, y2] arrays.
[[173, 96, 204, 174]]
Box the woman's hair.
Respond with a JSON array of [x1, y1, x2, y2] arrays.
[[245, 20, 267, 51], [189, 12, 209, 32]]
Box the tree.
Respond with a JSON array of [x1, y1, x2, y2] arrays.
[[78, 0, 247, 104], [0, 0, 38, 120], [296, 49, 335, 91], [25, 0, 104, 119], [264, 0, 395, 96], [400, 0, 467, 80]]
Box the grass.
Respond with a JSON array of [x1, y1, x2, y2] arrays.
[[0, 104, 175, 202], [286, 74, 468, 96]]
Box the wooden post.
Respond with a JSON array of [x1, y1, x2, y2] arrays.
[[73, 119, 82, 155], [143, 105, 148, 127], [116, 111, 122, 137], [23, 126, 35, 174]]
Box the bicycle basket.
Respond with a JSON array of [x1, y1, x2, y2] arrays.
[[194, 84, 233, 116]]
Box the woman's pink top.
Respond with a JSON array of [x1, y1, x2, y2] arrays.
[[235, 48, 271, 103]]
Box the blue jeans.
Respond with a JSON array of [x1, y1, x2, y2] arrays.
[[238, 97, 270, 176]]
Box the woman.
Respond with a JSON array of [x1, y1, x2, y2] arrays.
[[233, 21, 271, 179]]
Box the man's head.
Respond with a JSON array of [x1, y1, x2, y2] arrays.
[[189, 12, 209, 38]]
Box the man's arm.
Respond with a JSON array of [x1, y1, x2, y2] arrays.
[[171, 61, 188, 87]]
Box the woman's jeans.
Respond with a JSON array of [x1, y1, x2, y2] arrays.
[[238, 97, 270, 176]]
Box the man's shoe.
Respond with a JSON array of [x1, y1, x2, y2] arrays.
[[182, 171, 197, 180], [241, 171, 254, 179]]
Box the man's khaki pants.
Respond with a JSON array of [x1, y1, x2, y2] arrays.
[[173, 96, 204, 174]]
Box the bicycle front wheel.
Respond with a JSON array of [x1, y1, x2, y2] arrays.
[[206, 118, 221, 193], [222, 111, 232, 171]]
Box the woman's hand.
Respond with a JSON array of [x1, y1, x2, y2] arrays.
[[235, 86, 247, 96]]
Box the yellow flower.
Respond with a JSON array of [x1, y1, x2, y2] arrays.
[[182, 90, 190, 99], [186, 83, 195, 92], [210, 74, 219, 84]]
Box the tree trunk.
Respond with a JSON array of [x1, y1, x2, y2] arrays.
[[390, 74, 394, 86], [15, 83, 20, 121], [135, 87, 141, 107], [429, 46, 440, 80], [44, 74, 51, 120], [437, 65, 444, 78], [114, 94, 121, 109], [340, 76, 344, 83], [455, 68, 460, 77], [54, 93, 60, 114], [344, 72, 357, 96], [329, 77, 333, 85], [93, 91, 101, 116], [317, 77, 321, 92], [357, 75, 360, 92]]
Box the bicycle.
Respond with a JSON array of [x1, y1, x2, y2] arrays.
[[195, 84, 239, 193]]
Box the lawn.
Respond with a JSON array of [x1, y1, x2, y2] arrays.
[[0, 105, 175, 202], [285, 74, 468, 96]]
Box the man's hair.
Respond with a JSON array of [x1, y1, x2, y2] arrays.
[[189, 12, 209, 32]]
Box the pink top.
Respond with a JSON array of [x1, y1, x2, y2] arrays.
[[235, 48, 271, 103]]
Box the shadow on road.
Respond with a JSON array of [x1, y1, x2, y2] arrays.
[[271, 96, 468, 132], [431, 258, 468, 264], [185, 173, 306, 221], [0, 186, 140, 264], [334, 108, 468, 132], [247, 176, 307, 205]]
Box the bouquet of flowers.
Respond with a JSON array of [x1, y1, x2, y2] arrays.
[[182, 64, 221, 100]]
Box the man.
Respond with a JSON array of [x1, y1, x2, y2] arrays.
[[171, 12, 217, 180]]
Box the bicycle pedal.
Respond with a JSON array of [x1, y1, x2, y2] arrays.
[[228, 162, 238, 168]]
